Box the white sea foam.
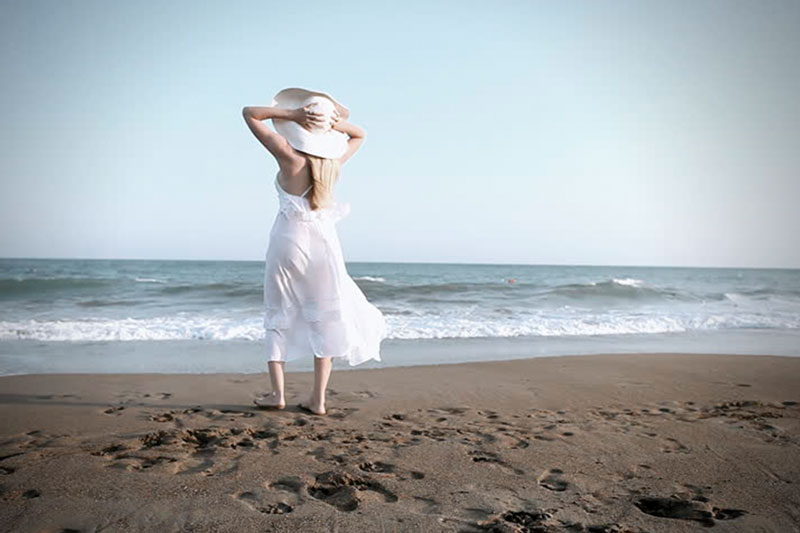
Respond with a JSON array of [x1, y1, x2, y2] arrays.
[[353, 276, 386, 282], [384, 311, 800, 339], [611, 278, 645, 287], [0, 317, 265, 342], [134, 277, 166, 283], [1, 309, 798, 342]]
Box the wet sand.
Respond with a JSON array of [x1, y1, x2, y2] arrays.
[[1, 353, 798, 532]]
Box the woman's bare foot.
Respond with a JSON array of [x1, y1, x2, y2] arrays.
[[298, 397, 326, 416], [253, 391, 286, 409]]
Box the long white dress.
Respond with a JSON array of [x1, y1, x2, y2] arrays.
[[263, 171, 387, 366]]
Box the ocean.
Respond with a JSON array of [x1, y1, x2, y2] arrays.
[[1, 258, 798, 375]]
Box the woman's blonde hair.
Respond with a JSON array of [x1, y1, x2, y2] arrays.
[[306, 154, 341, 210]]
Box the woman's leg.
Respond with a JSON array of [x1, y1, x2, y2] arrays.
[[307, 356, 332, 414], [260, 361, 286, 407]]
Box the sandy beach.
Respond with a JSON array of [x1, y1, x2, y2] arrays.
[[1, 353, 798, 532]]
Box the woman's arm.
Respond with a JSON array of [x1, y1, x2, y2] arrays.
[[242, 106, 295, 122], [245, 103, 348, 127], [332, 119, 366, 139], [332, 120, 367, 165], [242, 106, 298, 164]]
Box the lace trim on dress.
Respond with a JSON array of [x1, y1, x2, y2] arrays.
[[275, 176, 351, 223], [278, 200, 351, 223]]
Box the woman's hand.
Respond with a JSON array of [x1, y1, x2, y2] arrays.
[[292, 105, 340, 131], [329, 108, 343, 129]]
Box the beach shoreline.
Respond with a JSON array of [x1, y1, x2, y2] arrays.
[[1, 352, 798, 531]]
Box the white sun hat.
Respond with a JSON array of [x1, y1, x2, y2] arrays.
[[270, 87, 350, 159]]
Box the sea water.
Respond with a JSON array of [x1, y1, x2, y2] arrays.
[[1, 258, 798, 374]]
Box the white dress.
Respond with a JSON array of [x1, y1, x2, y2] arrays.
[[263, 171, 387, 366]]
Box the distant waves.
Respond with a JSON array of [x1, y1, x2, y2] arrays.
[[1, 259, 799, 342]]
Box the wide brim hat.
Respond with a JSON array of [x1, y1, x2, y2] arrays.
[[270, 87, 350, 159]]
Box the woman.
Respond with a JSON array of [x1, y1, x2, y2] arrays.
[[241, 88, 387, 416]]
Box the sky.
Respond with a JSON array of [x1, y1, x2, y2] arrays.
[[1, 0, 798, 268]]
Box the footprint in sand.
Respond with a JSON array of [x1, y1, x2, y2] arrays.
[[696, 400, 799, 444], [358, 460, 395, 474], [16, 429, 64, 449], [1, 488, 41, 501], [468, 449, 525, 475], [306, 470, 398, 512], [339, 390, 379, 402], [269, 476, 305, 494], [483, 427, 532, 449], [201, 408, 256, 421], [174, 452, 242, 477], [114, 390, 152, 405], [634, 496, 746, 527], [147, 411, 176, 423], [637, 431, 692, 454], [410, 495, 442, 515], [357, 460, 425, 481], [326, 406, 360, 420], [99, 429, 249, 476], [106, 454, 178, 472], [92, 424, 273, 476], [660, 436, 691, 454], [532, 431, 557, 442], [537, 468, 568, 491], [474, 510, 554, 532], [234, 490, 294, 514], [90, 443, 128, 457], [325, 390, 375, 404]]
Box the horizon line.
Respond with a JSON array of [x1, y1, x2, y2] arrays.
[[1, 256, 798, 271]]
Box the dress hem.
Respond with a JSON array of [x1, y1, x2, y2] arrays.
[[266, 352, 382, 366]]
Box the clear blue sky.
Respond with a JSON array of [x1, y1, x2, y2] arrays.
[[1, 0, 798, 267]]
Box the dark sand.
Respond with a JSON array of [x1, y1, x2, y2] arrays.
[[1, 353, 799, 532]]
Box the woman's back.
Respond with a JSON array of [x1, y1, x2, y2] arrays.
[[276, 156, 316, 197]]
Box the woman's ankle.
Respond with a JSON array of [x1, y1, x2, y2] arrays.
[[309, 394, 325, 407]]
